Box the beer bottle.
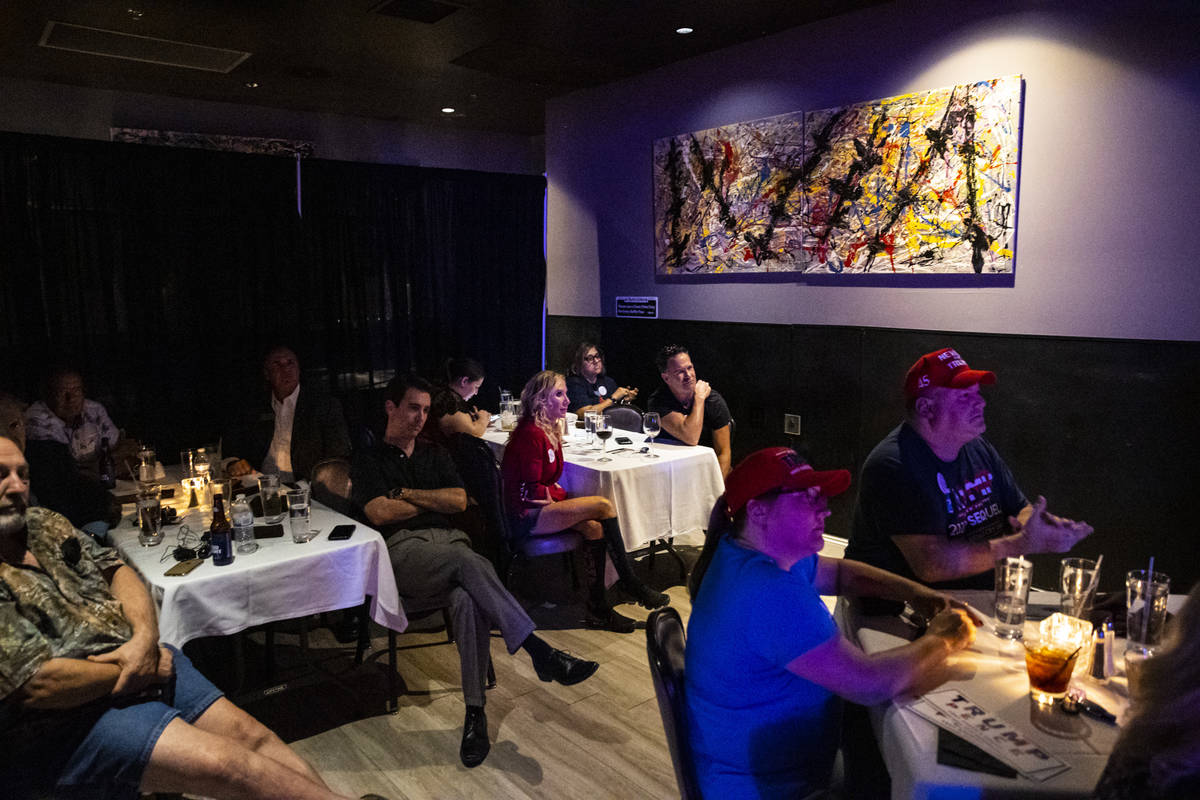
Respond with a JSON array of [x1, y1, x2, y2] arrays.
[[210, 484, 234, 566], [97, 437, 116, 489]]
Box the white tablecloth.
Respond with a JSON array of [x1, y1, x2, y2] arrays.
[[846, 589, 1185, 799], [111, 499, 407, 648], [483, 425, 724, 550]]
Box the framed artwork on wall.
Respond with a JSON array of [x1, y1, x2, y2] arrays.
[[652, 75, 1023, 280]]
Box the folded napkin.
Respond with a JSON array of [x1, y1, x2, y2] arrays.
[[936, 727, 1018, 779]]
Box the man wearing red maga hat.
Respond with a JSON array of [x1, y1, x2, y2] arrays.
[[846, 347, 1093, 611]]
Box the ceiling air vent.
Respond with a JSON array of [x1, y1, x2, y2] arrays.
[[373, 0, 463, 24], [38, 21, 251, 73]]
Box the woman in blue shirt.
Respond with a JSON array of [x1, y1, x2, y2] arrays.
[[565, 341, 638, 415], [685, 447, 979, 799]]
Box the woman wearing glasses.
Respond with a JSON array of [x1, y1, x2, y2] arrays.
[[502, 370, 668, 633], [565, 342, 638, 415], [686, 447, 979, 799]]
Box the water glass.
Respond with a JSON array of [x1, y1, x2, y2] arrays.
[[584, 411, 599, 447], [137, 445, 157, 482], [1059, 557, 1099, 618], [642, 411, 661, 459], [136, 483, 163, 546], [257, 474, 285, 524], [994, 556, 1033, 640], [499, 400, 519, 431], [1126, 569, 1170, 655], [287, 487, 313, 543]]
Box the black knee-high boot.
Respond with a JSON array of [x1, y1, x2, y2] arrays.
[[583, 539, 636, 633], [599, 517, 669, 609]]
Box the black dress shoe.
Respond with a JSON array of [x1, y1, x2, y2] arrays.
[[460, 706, 490, 768], [583, 605, 638, 633], [532, 648, 599, 686], [620, 579, 670, 610]]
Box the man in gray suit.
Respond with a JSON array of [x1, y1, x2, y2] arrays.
[[227, 346, 351, 482]]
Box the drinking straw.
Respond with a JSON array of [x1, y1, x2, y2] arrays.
[[1073, 554, 1104, 618], [1142, 556, 1155, 644], [124, 460, 137, 482]]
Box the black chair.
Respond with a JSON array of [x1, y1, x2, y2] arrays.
[[602, 404, 643, 432], [309, 457, 356, 518], [445, 433, 582, 589], [646, 606, 702, 800]]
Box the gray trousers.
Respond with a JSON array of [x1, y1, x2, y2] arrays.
[[387, 527, 536, 706]]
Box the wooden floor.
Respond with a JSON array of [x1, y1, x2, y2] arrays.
[[229, 550, 699, 800], [222, 537, 850, 800]]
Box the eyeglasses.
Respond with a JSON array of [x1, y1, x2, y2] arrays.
[[160, 525, 211, 562], [583, 353, 603, 362]]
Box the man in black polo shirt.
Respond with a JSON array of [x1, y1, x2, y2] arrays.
[[646, 344, 733, 477], [350, 374, 597, 768], [846, 347, 1093, 611]]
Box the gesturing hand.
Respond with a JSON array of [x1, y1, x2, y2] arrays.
[[88, 634, 163, 695], [1009, 495, 1093, 554]]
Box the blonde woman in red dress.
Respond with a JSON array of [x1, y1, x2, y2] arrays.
[[501, 370, 668, 633]]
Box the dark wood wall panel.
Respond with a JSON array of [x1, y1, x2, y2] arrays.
[[547, 315, 1200, 594]]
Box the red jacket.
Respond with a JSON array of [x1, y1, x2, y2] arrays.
[[500, 417, 569, 518]]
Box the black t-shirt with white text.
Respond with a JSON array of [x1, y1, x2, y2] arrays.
[[846, 422, 1028, 592]]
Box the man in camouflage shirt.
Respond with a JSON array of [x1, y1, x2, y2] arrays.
[[0, 436, 364, 800]]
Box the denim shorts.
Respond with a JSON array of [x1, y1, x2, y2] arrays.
[[3, 644, 224, 800]]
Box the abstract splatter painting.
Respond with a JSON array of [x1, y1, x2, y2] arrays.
[[652, 111, 808, 274], [652, 75, 1022, 277]]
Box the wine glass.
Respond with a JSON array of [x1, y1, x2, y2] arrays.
[[594, 415, 613, 462], [642, 412, 661, 459]]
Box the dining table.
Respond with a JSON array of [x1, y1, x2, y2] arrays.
[[842, 589, 1188, 799], [481, 422, 724, 552], [110, 470, 407, 649]]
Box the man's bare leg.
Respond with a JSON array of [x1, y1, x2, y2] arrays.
[[140, 717, 350, 800], [193, 697, 330, 788]]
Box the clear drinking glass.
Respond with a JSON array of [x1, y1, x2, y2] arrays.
[[287, 487, 313, 543], [137, 445, 157, 483], [1126, 569, 1170, 655], [994, 556, 1034, 640], [1059, 557, 1099, 618], [257, 474, 285, 524], [594, 415, 613, 462], [584, 411, 598, 448], [136, 483, 163, 546], [642, 411, 661, 459]]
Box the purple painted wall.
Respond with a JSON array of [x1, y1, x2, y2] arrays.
[[545, 0, 1200, 341]]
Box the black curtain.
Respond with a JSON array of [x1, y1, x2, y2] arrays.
[[0, 132, 546, 457]]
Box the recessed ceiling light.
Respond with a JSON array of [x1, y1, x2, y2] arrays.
[[244, 81, 259, 88], [441, 107, 455, 114], [127, 8, 144, 20], [675, 26, 693, 35]]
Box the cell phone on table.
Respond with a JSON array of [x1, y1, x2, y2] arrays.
[[328, 524, 356, 541], [615, 436, 633, 445], [164, 558, 204, 577]]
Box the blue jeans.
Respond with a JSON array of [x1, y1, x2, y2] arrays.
[[2, 644, 223, 800]]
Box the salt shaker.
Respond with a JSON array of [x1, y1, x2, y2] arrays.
[[1090, 627, 1108, 681]]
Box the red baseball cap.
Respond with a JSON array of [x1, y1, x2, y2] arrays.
[[724, 447, 851, 515], [903, 348, 996, 400]]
